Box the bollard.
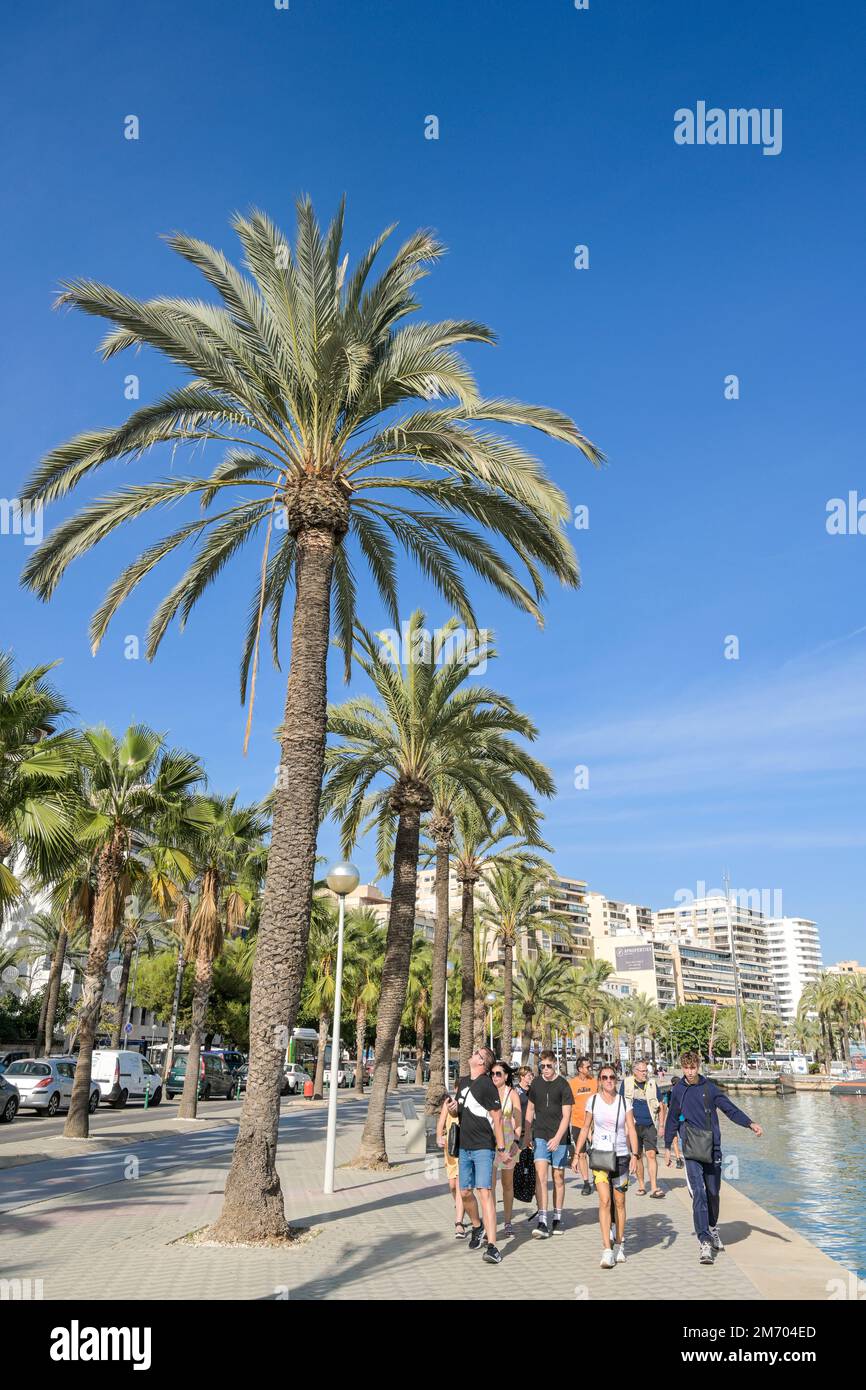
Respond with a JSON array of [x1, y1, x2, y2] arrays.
[[303, 1078, 314, 1100], [144, 1081, 150, 1110]]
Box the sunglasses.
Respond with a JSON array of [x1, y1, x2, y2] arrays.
[[541, 1062, 555, 1070], [599, 1073, 616, 1081]]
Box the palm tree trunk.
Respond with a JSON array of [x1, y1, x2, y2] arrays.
[[415, 1011, 425, 1086], [473, 991, 486, 1051], [458, 876, 476, 1076], [503, 941, 514, 1066], [213, 503, 342, 1241], [354, 1003, 366, 1096], [35, 976, 51, 1055], [424, 821, 451, 1113], [64, 833, 125, 1139], [389, 1031, 400, 1091], [521, 1011, 533, 1066], [42, 929, 68, 1056], [177, 950, 214, 1119], [312, 1011, 329, 1099], [110, 935, 135, 1048], [354, 796, 427, 1167], [163, 945, 185, 1081]]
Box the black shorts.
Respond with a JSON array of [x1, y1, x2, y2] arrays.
[[635, 1123, 659, 1154]]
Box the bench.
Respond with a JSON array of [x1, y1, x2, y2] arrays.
[[399, 1097, 427, 1156]]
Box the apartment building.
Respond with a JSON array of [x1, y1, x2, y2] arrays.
[[670, 940, 738, 1007], [764, 917, 823, 1020], [826, 959, 866, 976], [654, 896, 775, 1008]]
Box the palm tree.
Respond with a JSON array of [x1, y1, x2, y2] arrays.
[[473, 921, 496, 1051], [571, 958, 615, 1061], [21, 200, 601, 1239], [0, 652, 79, 921], [405, 937, 432, 1084], [344, 910, 384, 1095], [177, 795, 268, 1119], [799, 974, 841, 1071], [514, 953, 572, 1064], [63, 727, 205, 1138], [322, 613, 553, 1168], [479, 858, 556, 1068], [449, 802, 550, 1077], [20, 907, 89, 1054], [621, 992, 655, 1067]]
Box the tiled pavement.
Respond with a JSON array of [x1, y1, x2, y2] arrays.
[[0, 1090, 775, 1300]]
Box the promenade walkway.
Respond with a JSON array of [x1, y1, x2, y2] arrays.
[[0, 1089, 852, 1301]]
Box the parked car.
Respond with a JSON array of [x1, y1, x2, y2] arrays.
[[282, 1063, 311, 1095], [0, 1050, 30, 1073], [2, 1058, 100, 1116], [323, 1066, 346, 1088], [166, 1051, 236, 1101], [210, 1049, 246, 1075], [91, 1049, 163, 1108], [397, 1061, 416, 1083], [0, 1071, 20, 1122]]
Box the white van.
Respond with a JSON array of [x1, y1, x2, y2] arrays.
[[90, 1050, 163, 1107]]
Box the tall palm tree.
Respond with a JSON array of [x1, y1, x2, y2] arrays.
[[20, 907, 88, 1054], [63, 727, 206, 1138], [478, 858, 556, 1069], [322, 613, 553, 1167], [0, 652, 79, 921], [178, 795, 268, 1119], [21, 201, 601, 1238], [514, 953, 572, 1065], [571, 958, 615, 1062], [449, 803, 550, 1077]]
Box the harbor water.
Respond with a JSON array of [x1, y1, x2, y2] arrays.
[[713, 1091, 866, 1279]]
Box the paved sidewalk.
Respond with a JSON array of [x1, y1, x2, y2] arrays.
[[0, 1090, 851, 1301]]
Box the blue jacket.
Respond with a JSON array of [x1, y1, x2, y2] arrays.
[[663, 1074, 752, 1153]]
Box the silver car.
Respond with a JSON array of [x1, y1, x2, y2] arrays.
[[0, 1072, 19, 1123], [3, 1058, 100, 1116]]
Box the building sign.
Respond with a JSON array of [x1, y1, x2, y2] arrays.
[[615, 945, 654, 974]]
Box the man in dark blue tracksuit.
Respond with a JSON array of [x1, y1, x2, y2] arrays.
[[663, 1051, 763, 1264]]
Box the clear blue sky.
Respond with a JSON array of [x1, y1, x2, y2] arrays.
[[3, 1, 865, 963]]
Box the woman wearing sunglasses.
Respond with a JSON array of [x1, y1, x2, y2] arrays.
[[490, 1060, 522, 1238], [572, 1065, 638, 1268]]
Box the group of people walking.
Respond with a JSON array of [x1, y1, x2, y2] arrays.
[[436, 1048, 762, 1268]]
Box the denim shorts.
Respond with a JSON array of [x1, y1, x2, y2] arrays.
[[459, 1146, 495, 1190], [533, 1136, 570, 1168]]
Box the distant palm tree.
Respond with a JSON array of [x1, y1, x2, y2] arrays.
[[621, 993, 655, 1067], [178, 795, 268, 1119], [322, 613, 552, 1167], [343, 910, 384, 1095], [0, 652, 78, 922], [478, 859, 553, 1069], [404, 937, 432, 1084], [514, 953, 571, 1065], [571, 958, 615, 1062], [21, 200, 601, 1240], [63, 726, 206, 1137]]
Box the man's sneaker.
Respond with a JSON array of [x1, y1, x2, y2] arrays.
[[699, 1241, 715, 1265], [600, 1248, 615, 1269], [709, 1227, 725, 1253], [614, 1241, 626, 1264], [675, 1158, 684, 1170], [467, 1226, 485, 1251], [532, 1217, 551, 1239], [552, 1214, 564, 1234], [581, 1180, 593, 1196], [483, 1243, 502, 1265], [502, 1222, 514, 1240]]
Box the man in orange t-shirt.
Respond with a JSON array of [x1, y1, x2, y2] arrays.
[[568, 1057, 597, 1195]]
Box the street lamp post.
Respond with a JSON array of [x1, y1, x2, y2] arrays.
[[486, 992, 496, 1052], [323, 862, 360, 1195]]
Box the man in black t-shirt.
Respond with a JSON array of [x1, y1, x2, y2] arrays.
[[447, 1046, 506, 1264], [525, 1050, 573, 1237]]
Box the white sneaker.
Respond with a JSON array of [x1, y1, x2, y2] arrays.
[[699, 1241, 714, 1265], [600, 1248, 615, 1269], [614, 1241, 626, 1264], [709, 1227, 725, 1252]]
